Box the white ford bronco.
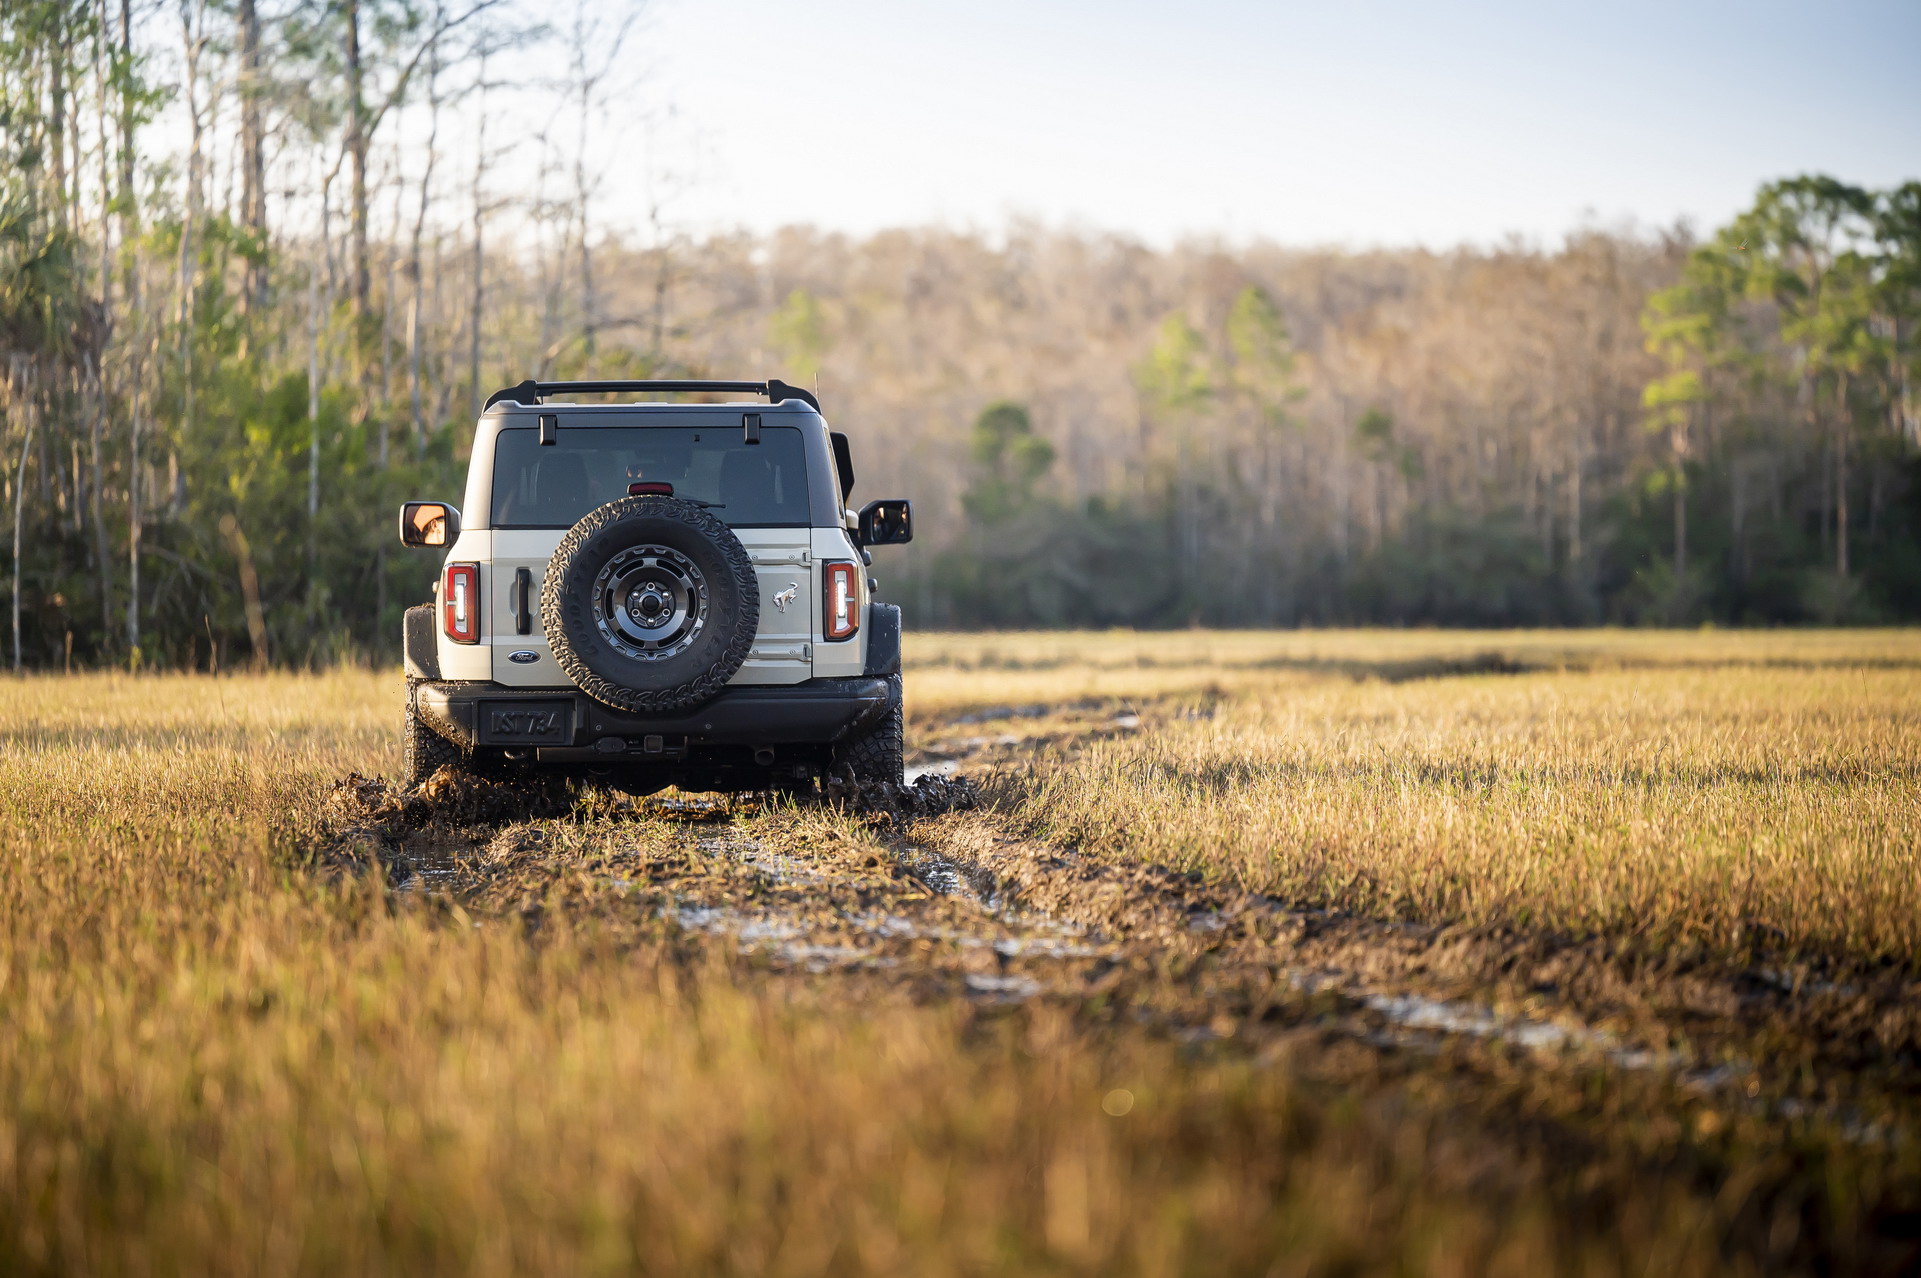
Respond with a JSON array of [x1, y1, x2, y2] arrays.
[[397, 378, 913, 795]]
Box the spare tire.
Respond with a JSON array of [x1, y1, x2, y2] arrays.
[[540, 496, 759, 714]]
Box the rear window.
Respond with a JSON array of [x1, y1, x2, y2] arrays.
[[490, 425, 811, 528]]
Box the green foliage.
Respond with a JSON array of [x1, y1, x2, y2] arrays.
[[0, 193, 91, 362], [1349, 506, 1561, 626], [961, 401, 1055, 523], [1353, 407, 1421, 479], [1135, 314, 1212, 416]]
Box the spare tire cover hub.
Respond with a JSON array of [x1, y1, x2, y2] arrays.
[[594, 544, 708, 658]]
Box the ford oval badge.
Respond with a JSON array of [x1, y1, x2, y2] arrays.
[[508, 650, 539, 664]]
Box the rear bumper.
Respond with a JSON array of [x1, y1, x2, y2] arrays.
[[413, 676, 894, 758]]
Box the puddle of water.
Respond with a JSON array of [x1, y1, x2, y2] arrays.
[[667, 903, 738, 930], [392, 850, 465, 894], [991, 936, 1107, 959], [933, 733, 1026, 754], [964, 973, 1044, 999], [694, 836, 825, 888], [848, 913, 928, 940], [1361, 992, 1580, 1052], [764, 942, 886, 971], [900, 844, 1015, 911], [903, 759, 960, 785], [1289, 972, 1677, 1072], [950, 705, 1050, 725], [1750, 967, 1859, 998]]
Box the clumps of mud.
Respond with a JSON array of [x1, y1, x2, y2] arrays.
[[316, 768, 579, 866], [840, 773, 982, 819], [313, 767, 980, 871]]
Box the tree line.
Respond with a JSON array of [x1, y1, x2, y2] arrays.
[[1, 3, 1916, 669]]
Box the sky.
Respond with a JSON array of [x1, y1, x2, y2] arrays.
[[622, 0, 1921, 249]]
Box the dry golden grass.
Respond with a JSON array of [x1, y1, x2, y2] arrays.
[[955, 642, 1921, 964], [1, 632, 1917, 1275]]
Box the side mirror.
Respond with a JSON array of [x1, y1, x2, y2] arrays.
[[858, 499, 913, 546], [399, 501, 461, 548]]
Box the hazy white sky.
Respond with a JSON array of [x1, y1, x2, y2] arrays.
[[625, 0, 1920, 248]]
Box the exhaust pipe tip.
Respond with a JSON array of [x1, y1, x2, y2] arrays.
[[753, 747, 776, 767]]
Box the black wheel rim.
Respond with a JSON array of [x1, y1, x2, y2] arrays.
[[591, 543, 710, 661]]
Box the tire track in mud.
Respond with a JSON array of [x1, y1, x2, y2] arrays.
[[317, 759, 1921, 1142]]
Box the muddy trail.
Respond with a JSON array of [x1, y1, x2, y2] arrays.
[[309, 741, 1921, 1272], [314, 718, 1921, 1169]]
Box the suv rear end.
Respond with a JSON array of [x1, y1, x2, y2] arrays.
[[398, 380, 912, 794]]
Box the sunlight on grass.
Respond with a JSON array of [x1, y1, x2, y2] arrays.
[[0, 632, 1915, 1273]]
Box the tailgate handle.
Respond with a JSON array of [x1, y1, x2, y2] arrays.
[[512, 567, 534, 635]]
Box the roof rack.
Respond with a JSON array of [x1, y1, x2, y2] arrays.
[[482, 378, 821, 413]]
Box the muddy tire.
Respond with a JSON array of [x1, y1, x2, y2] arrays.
[[541, 496, 759, 715], [835, 674, 904, 789], [405, 680, 463, 790]]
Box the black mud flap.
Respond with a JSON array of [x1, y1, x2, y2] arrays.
[[863, 602, 902, 676], [403, 604, 440, 680]]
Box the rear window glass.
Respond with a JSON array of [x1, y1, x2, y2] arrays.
[[490, 425, 810, 528]]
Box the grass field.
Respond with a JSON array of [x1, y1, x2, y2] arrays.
[[2, 630, 1918, 1275]]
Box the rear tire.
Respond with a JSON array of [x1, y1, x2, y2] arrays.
[[404, 680, 463, 790], [834, 674, 904, 790]]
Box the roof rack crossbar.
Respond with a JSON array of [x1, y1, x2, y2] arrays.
[[482, 378, 820, 412]]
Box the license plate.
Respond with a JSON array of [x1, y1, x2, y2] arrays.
[[477, 700, 573, 745]]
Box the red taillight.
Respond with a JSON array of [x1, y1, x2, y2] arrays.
[[443, 563, 480, 643], [823, 561, 859, 641]]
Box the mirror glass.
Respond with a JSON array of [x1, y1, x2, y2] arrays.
[[859, 499, 913, 546], [400, 501, 460, 548]]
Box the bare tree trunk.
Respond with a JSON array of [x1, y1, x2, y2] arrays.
[[649, 201, 671, 357], [1672, 469, 1687, 581], [93, 0, 114, 307], [409, 14, 443, 447], [87, 9, 118, 656], [1835, 373, 1850, 577], [117, 0, 138, 300], [1731, 456, 1747, 586], [379, 146, 404, 466], [126, 353, 142, 658], [177, 0, 206, 450], [429, 231, 448, 428], [238, 0, 267, 312], [88, 361, 112, 643], [1671, 410, 1690, 588], [118, 0, 143, 662], [308, 239, 324, 518], [220, 515, 270, 669], [572, 27, 596, 356], [346, 0, 370, 325], [468, 50, 490, 418], [1567, 434, 1584, 570], [13, 392, 35, 671], [49, 41, 69, 233]]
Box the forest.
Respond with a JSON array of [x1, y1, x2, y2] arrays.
[[1, 2, 1918, 668]]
